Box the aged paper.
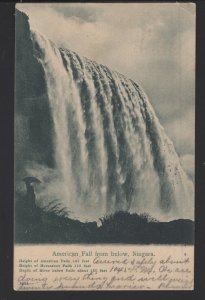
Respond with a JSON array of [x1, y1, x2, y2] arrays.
[[14, 245, 194, 291], [14, 3, 195, 291]]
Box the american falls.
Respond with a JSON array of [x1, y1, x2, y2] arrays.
[[15, 13, 194, 223]]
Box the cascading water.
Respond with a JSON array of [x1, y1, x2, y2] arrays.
[[29, 29, 194, 222]]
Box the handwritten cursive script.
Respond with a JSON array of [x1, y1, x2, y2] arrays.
[[16, 252, 194, 290]]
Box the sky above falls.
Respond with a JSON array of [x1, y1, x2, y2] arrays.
[[16, 2, 195, 181]]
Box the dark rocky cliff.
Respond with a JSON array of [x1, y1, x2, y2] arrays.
[[15, 9, 54, 174]]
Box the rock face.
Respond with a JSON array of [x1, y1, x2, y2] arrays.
[[15, 10, 54, 168], [15, 10, 194, 222]]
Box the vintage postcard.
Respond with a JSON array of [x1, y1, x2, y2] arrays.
[[14, 2, 195, 291]]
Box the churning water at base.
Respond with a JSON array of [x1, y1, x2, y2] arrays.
[[30, 29, 194, 222]]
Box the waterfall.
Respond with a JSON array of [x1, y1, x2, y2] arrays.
[[30, 30, 194, 222]]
